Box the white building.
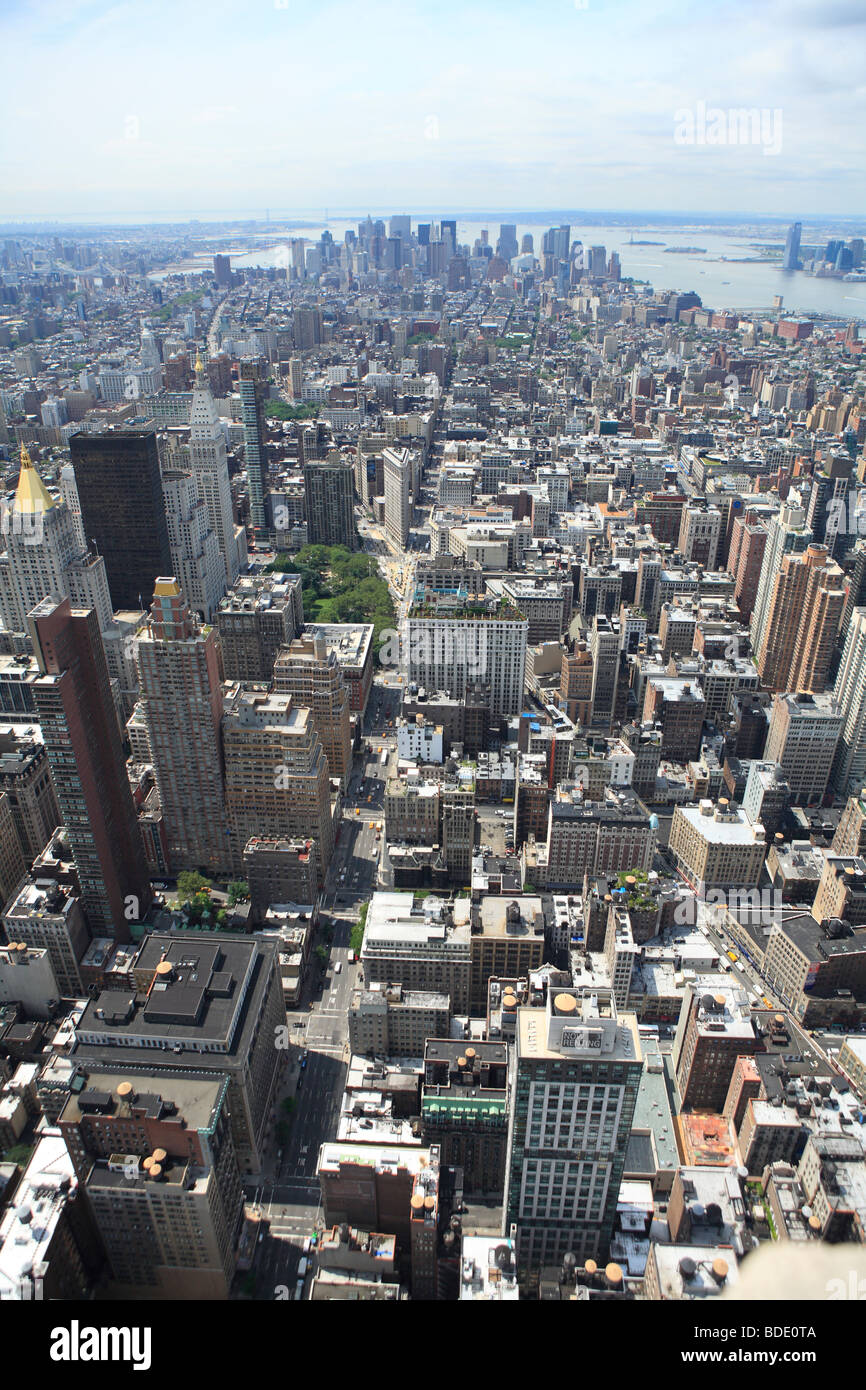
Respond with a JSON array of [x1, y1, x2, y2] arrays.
[[406, 599, 528, 719], [188, 356, 244, 586], [396, 718, 444, 763], [831, 608, 866, 795]]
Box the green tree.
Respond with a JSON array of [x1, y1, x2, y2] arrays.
[[177, 870, 211, 899], [228, 880, 249, 906]]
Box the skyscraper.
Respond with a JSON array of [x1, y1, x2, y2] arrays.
[[504, 986, 642, 1286], [133, 578, 230, 875], [303, 452, 356, 550], [222, 686, 334, 877], [273, 633, 352, 789], [70, 428, 172, 610], [383, 445, 411, 549], [29, 597, 151, 939], [189, 354, 244, 586], [0, 445, 115, 639], [831, 608, 866, 795], [754, 544, 844, 694], [161, 469, 226, 623], [749, 498, 812, 658], [238, 360, 268, 533], [782, 222, 802, 271]]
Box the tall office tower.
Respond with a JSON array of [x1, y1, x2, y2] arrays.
[[70, 429, 173, 611], [755, 544, 844, 694], [273, 633, 352, 788], [677, 502, 721, 569], [807, 455, 854, 560], [238, 360, 268, 532], [213, 253, 232, 285], [0, 790, 26, 908], [406, 596, 528, 720], [0, 446, 115, 645], [133, 579, 230, 875], [216, 573, 304, 682], [0, 724, 61, 861], [441, 219, 458, 258], [383, 445, 412, 549], [674, 985, 762, 1112], [303, 452, 356, 550], [73, 932, 286, 1174], [504, 986, 642, 1285], [28, 597, 151, 939], [58, 463, 87, 550], [497, 224, 518, 261], [728, 511, 768, 623], [841, 541, 866, 634], [3, 874, 89, 996], [57, 1069, 243, 1299], [588, 616, 621, 732], [749, 499, 813, 658], [189, 354, 243, 586], [161, 469, 225, 623], [764, 691, 843, 806], [832, 792, 866, 857], [222, 687, 334, 877], [287, 357, 303, 400], [293, 306, 323, 350], [782, 222, 802, 271], [831, 609, 866, 795]]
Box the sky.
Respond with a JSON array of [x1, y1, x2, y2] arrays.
[[1, 0, 865, 222]]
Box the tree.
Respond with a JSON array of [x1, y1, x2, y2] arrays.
[[227, 880, 249, 906], [177, 870, 211, 899]]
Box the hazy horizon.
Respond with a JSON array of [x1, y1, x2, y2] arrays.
[[2, 0, 864, 223]]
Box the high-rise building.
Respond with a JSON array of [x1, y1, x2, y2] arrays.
[[754, 544, 844, 694], [161, 469, 226, 623], [674, 985, 762, 1112], [782, 222, 802, 271], [383, 445, 411, 549], [588, 616, 622, 732], [189, 354, 244, 586], [677, 502, 721, 569], [29, 597, 151, 939], [238, 361, 268, 533], [72, 932, 286, 1173], [273, 633, 352, 789], [133, 578, 230, 874], [831, 608, 866, 795], [213, 254, 232, 286], [406, 596, 528, 720], [749, 499, 812, 659], [0, 723, 61, 862], [0, 446, 115, 641], [303, 452, 356, 550], [504, 986, 642, 1284], [70, 429, 173, 611], [764, 691, 843, 806], [2, 875, 89, 997], [421, 1040, 509, 1197], [57, 1069, 244, 1299], [222, 686, 334, 877], [216, 573, 304, 682]]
